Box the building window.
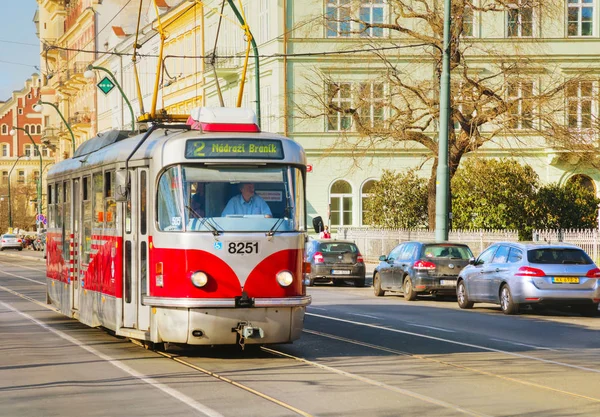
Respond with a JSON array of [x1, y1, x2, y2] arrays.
[[567, 174, 595, 193], [327, 82, 352, 131], [462, 5, 474, 37], [358, 83, 384, 128], [567, 80, 594, 129], [42, 147, 51, 157], [361, 179, 376, 225], [2, 144, 8, 157], [18, 109, 23, 115], [1, 171, 7, 184], [260, 85, 273, 132], [327, 0, 384, 38], [17, 170, 25, 184], [330, 180, 353, 227], [1, 125, 6, 135], [36, 125, 42, 134], [359, 0, 384, 37], [507, 1, 534, 37], [25, 125, 30, 134], [568, 0, 594, 37], [508, 80, 534, 129], [259, 0, 269, 43]]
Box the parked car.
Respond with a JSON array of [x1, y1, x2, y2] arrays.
[[456, 242, 600, 316], [305, 239, 366, 287], [373, 241, 473, 299], [0, 234, 23, 251]]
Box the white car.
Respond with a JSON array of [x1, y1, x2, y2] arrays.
[[0, 234, 23, 251]]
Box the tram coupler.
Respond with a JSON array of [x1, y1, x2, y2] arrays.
[[232, 321, 264, 350]]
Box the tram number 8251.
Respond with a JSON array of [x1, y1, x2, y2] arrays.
[[228, 241, 259, 254]]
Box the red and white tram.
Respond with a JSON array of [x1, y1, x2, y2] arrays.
[[46, 107, 311, 348]]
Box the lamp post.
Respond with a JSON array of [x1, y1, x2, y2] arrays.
[[434, 0, 452, 242], [84, 64, 135, 132], [33, 101, 76, 156], [8, 155, 30, 230], [10, 128, 43, 231]]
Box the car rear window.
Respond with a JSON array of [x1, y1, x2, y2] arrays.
[[423, 244, 473, 259], [3, 234, 16, 238], [527, 248, 593, 265], [320, 242, 359, 253]]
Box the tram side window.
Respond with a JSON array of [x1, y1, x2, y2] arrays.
[[105, 171, 116, 229], [82, 176, 92, 264], [93, 173, 103, 229], [157, 167, 184, 231], [48, 184, 56, 229], [56, 182, 63, 229], [63, 181, 71, 258]]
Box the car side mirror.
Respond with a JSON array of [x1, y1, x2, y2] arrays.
[[379, 255, 387, 262], [468, 257, 476, 265]]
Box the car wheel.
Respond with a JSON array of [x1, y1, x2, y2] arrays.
[[354, 277, 366, 288], [403, 277, 417, 301], [500, 284, 519, 315], [576, 303, 599, 317], [18, 248, 22, 251], [333, 280, 344, 286], [457, 280, 474, 309], [373, 273, 385, 297]]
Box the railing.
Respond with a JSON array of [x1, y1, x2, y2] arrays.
[[336, 228, 519, 262], [532, 229, 600, 262]]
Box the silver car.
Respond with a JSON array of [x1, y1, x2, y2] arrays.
[[0, 234, 23, 251], [457, 242, 600, 316]]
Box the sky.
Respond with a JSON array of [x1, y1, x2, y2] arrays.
[[0, 0, 40, 101]]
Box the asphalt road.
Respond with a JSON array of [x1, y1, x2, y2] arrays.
[[1, 251, 600, 416]]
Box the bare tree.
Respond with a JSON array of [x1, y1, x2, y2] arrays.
[[296, 0, 593, 228]]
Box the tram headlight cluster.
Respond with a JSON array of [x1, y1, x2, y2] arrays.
[[190, 271, 209, 288], [276, 270, 294, 287]]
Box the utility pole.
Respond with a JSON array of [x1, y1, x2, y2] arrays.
[[435, 0, 451, 242]]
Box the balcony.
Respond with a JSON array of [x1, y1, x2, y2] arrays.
[[68, 111, 92, 129]]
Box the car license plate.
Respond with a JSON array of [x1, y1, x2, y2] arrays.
[[552, 277, 580, 284], [440, 280, 456, 286], [332, 270, 351, 275]]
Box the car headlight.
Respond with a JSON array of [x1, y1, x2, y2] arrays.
[[276, 270, 294, 287], [190, 271, 208, 288]]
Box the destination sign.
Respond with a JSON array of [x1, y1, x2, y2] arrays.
[[185, 139, 284, 159]]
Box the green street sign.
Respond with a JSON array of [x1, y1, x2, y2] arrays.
[[97, 76, 115, 95]]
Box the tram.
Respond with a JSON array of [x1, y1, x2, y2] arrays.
[[45, 107, 311, 348]]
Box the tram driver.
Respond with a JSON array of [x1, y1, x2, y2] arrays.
[[221, 182, 272, 217]]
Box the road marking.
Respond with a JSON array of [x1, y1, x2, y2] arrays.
[[302, 329, 600, 404], [0, 301, 224, 417], [405, 323, 455, 333], [263, 346, 490, 417], [307, 312, 600, 374], [490, 338, 556, 351], [348, 313, 380, 319], [308, 307, 328, 311], [0, 268, 45, 285]]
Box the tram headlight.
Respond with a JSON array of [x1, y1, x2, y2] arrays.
[[190, 271, 209, 288], [276, 270, 294, 287]]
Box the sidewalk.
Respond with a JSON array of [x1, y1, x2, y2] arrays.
[[0, 248, 45, 262]]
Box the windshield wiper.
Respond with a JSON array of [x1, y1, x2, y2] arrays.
[[266, 217, 286, 237], [185, 204, 221, 236]]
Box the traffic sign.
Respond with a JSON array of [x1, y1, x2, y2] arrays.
[[36, 214, 46, 222], [97, 76, 116, 95], [307, 164, 313, 173]]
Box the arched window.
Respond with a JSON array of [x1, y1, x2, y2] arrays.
[[1, 125, 6, 135], [361, 179, 377, 225], [567, 174, 595, 194], [329, 180, 353, 227], [24, 125, 29, 134], [37, 125, 42, 134]]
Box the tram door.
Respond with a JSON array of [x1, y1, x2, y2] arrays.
[[72, 179, 80, 310], [122, 168, 150, 331]]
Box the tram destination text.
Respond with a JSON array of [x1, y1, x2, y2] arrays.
[[186, 139, 284, 159]]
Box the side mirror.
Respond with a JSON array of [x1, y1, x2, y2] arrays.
[[115, 169, 128, 202], [379, 255, 387, 262], [312, 216, 324, 234], [468, 257, 476, 265]]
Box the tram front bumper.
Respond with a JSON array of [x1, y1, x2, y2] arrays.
[[145, 296, 310, 345]]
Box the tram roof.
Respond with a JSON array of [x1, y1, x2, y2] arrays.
[[47, 127, 306, 179]]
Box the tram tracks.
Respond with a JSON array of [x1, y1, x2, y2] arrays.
[[2, 255, 600, 415]]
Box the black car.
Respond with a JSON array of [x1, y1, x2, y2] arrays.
[[373, 241, 473, 299], [306, 239, 366, 287]]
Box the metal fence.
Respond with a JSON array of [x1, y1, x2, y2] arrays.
[[532, 229, 600, 262], [335, 228, 519, 262]]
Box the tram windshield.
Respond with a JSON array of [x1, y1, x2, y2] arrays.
[[157, 165, 306, 233]]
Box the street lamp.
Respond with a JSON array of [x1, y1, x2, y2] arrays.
[[33, 101, 76, 156], [10, 128, 43, 231], [84, 64, 135, 132], [8, 155, 31, 230]]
